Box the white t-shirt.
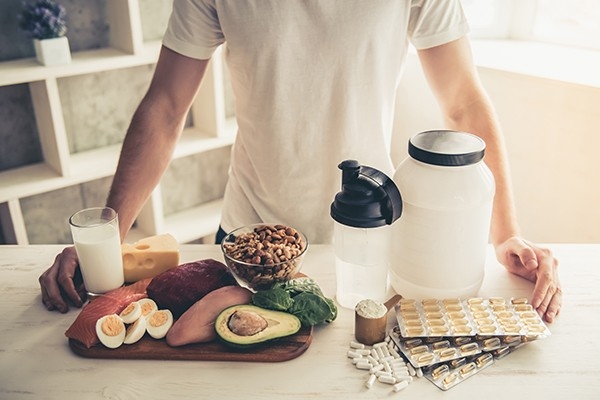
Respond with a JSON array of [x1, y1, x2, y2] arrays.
[[163, 0, 469, 243]]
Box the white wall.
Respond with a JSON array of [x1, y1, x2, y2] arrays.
[[391, 52, 600, 243]]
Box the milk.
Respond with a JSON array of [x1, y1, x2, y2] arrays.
[[70, 207, 124, 295], [74, 223, 123, 294]]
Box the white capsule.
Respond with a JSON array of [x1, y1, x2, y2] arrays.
[[365, 374, 377, 389], [352, 357, 363, 365], [375, 370, 393, 378], [416, 367, 424, 378], [407, 363, 416, 376], [394, 381, 410, 392], [367, 355, 379, 365], [378, 375, 397, 385], [347, 350, 361, 358], [356, 361, 372, 370], [370, 349, 379, 360], [350, 340, 365, 349], [356, 349, 372, 356], [389, 347, 401, 359], [369, 363, 384, 374]]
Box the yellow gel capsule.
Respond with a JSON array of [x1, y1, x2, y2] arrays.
[[426, 311, 443, 320], [440, 348, 457, 360], [443, 298, 461, 306], [432, 340, 451, 350], [520, 311, 538, 319], [472, 311, 490, 319], [406, 326, 425, 336], [493, 346, 511, 359], [470, 304, 487, 312], [451, 318, 469, 326], [448, 311, 466, 319], [418, 353, 435, 365], [460, 343, 479, 355], [526, 325, 546, 333], [489, 297, 506, 305], [445, 304, 463, 312], [460, 362, 477, 377], [423, 305, 441, 313], [495, 311, 513, 319], [403, 338, 423, 348], [430, 325, 450, 335], [453, 336, 471, 346], [492, 305, 508, 312], [422, 298, 438, 306], [428, 319, 445, 326], [511, 297, 528, 305], [406, 319, 424, 326], [475, 353, 494, 368], [410, 345, 429, 355], [503, 325, 522, 334], [454, 325, 473, 334], [499, 318, 518, 326], [503, 335, 521, 345], [514, 304, 534, 312], [482, 337, 501, 350], [479, 325, 497, 334], [468, 298, 484, 305], [449, 357, 467, 369], [476, 318, 494, 326], [401, 311, 420, 319], [432, 364, 450, 380], [442, 372, 459, 388]]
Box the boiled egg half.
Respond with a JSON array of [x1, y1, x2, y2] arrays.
[[138, 298, 158, 319], [124, 315, 147, 344], [96, 314, 125, 349], [146, 309, 174, 339], [119, 300, 142, 324]]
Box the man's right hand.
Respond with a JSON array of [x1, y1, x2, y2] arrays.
[[39, 246, 87, 313]]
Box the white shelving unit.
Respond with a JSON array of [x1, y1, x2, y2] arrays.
[[0, 0, 234, 245]]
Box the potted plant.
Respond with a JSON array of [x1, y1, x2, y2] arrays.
[[18, 0, 71, 66]]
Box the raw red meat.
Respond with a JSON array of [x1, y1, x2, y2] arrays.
[[146, 259, 236, 318], [65, 279, 150, 348]]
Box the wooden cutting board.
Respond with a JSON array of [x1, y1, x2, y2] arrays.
[[69, 325, 313, 362]]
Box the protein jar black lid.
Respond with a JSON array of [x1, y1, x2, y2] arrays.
[[408, 130, 486, 167], [330, 160, 402, 228]]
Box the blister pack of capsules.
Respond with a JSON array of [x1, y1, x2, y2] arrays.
[[394, 297, 551, 338], [389, 297, 550, 390]]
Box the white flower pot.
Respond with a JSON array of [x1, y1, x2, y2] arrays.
[[33, 36, 72, 66]]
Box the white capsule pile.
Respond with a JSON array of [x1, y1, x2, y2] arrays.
[[347, 336, 417, 392]]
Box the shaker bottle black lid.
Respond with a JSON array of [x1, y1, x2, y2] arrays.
[[330, 160, 402, 228], [409, 130, 486, 167]]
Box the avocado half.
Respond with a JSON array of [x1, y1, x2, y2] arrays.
[[215, 304, 301, 347]]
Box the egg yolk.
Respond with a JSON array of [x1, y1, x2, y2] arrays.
[[141, 302, 155, 316], [101, 315, 124, 336], [149, 311, 168, 327], [122, 303, 136, 316]]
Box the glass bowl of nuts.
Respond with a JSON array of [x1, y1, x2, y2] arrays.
[[220, 223, 308, 291]]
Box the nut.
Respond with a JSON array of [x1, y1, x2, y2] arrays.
[[222, 224, 306, 290]]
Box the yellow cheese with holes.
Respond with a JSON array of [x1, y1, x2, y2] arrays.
[[121, 234, 180, 282]]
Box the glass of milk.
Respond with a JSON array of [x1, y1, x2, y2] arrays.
[[69, 207, 124, 297]]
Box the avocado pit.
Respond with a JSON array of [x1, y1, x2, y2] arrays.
[[227, 310, 268, 336]]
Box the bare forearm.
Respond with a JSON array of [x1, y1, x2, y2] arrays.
[[444, 94, 520, 246], [107, 100, 184, 240]]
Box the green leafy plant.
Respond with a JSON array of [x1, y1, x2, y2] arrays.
[[19, 0, 67, 40], [251, 277, 337, 326]]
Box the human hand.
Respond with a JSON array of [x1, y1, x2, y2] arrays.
[[494, 237, 562, 323], [39, 246, 87, 313]]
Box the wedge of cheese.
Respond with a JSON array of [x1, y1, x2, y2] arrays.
[[122, 234, 180, 282]]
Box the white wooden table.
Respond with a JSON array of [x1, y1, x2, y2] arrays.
[[1, 244, 598, 399]]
